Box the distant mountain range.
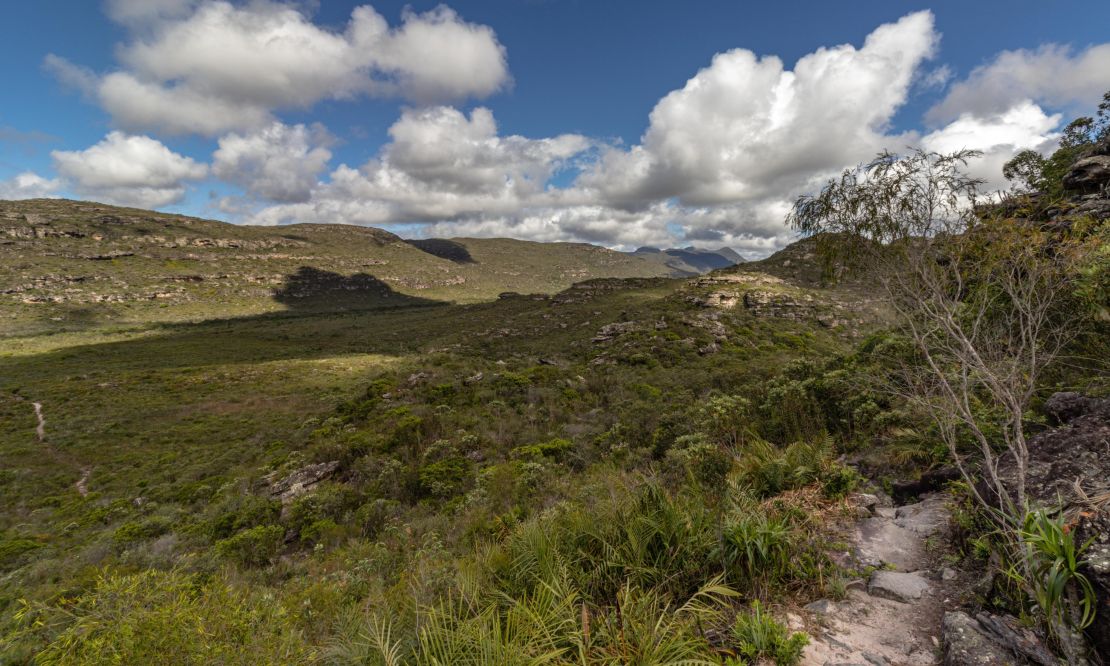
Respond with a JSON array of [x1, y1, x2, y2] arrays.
[[626, 245, 745, 276]]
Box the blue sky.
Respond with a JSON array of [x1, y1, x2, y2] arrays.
[[1, 1, 1108, 254]]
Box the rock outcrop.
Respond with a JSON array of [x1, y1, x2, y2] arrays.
[[266, 460, 340, 505], [1012, 393, 1110, 657], [1062, 155, 1110, 192]]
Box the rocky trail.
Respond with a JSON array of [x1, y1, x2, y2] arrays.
[[798, 494, 959, 666]]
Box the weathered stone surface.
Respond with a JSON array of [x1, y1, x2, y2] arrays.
[[1063, 155, 1110, 192], [854, 517, 926, 571], [804, 598, 836, 615], [742, 289, 816, 320], [700, 290, 740, 309], [894, 496, 949, 536], [1000, 394, 1110, 656], [867, 570, 930, 603], [591, 321, 636, 343], [1042, 391, 1093, 425], [942, 612, 1030, 666], [267, 460, 340, 504]]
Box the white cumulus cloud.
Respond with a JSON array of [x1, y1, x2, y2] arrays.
[[52, 131, 208, 208], [928, 43, 1110, 124], [213, 122, 333, 203], [922, 101, 1061, 191], [0, 172, 62, 200], [576, 10, 939, 208], [250, 106, 590, 225], [250, 11, 945, 253], [48, 1, 510, 136]]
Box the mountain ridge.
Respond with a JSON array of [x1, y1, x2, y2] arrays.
[[1, 198, 713, 335]]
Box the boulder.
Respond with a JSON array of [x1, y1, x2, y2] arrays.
[[942, 612, 1031, 665], [267, 460, 340, 504], [804, 598, 836, 614], [1062, 155, 1110, 192], [894, 496, 950, 536], [591, 321, 637, 343], [867, 570, 930, 602], [1042, 391, 1093, 425]]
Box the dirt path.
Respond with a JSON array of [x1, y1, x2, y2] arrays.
[[799, 494, 955, 666], [32, 401, 46, 441], [25, 397, 91, 496], [75, 467, 91, 497]]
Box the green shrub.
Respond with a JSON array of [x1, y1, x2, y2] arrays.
[[22, 570, 310, 665], [664, 435, 733, 489], [285, 483, 361, 540], [419, 456, 471, 499], [734, 436, 835, 498], [509, 437, 574, 461], [300, 519, 344, 547], [112, 517, 172, 545], [0, 537, 44, 570], [718, 511, 795, 591], [204, 494, 281, 541], [215, 524, 284, 567], [820, 466, 859, 499], [695, 393, 753, 447], [727, 600, 808, 665]]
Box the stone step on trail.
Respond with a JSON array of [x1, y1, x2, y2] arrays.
[[799, 494, 951, 666], [868, 570, 932, 603]]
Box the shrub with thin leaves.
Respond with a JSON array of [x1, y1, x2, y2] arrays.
[[726, 600, 808, 665]]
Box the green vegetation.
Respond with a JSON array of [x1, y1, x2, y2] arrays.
[[727, 601, 808, 665], [1, 99, 1107, 660], [791, 90, 1110, 659], [1, 242, 891, 662], [0, 199, 678, 337], [1002, 91, 1109, 198]]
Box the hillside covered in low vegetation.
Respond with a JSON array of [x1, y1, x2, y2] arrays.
[[1, 99, 1109, 665], [0, 199, 715, 337]]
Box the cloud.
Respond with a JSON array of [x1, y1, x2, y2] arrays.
[[104, 0, 199, 29], [212, 122, 332, 202], [52, 131, 208, 208], [409, 200, 796, 257], [75, 8, 1058, 254], [0, 172, 61, 200], [49, 1, 509, 135], [918, 64, 952, 91], [576, 10, 938, 209], [42, 54, 98, 97], [96, 73, 274, 137], [250, 106, 590, 225], [928, 43, 1110, 124], [248, 11, 946, 254], [922, 101, 1060, 192]]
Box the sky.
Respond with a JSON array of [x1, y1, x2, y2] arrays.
[[1, 1, 1108, 257]]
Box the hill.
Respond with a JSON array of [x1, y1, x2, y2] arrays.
[[0, 199, 681, 336], [628, 244, 745, 275], [2, 177, 1102, 662], [0, 201, 888, 661]]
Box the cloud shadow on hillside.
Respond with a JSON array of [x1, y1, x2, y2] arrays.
[[404, 239, 476, 264], [273, 266, 445, 311]]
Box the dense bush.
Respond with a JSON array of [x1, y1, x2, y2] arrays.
[[215, 524, 283, 567], [16, 570, 309, 665]]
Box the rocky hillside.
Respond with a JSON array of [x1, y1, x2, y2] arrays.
[[627, 245, 745, 276], [0, 199, 682, 335]]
